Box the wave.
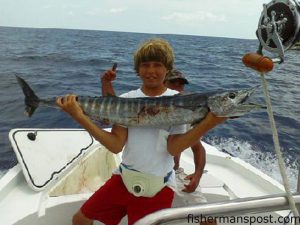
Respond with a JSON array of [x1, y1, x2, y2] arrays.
[[205, 136, 299, 191]]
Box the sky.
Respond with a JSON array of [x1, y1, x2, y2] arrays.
[[0, 0, 271, 39]]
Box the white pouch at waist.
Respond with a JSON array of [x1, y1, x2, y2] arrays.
[[120, 164, 168, 197]]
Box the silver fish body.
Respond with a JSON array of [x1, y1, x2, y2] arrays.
[[77, 94, 208, 126], [78, 87, 262, 127], [17, 76, 264, 127]]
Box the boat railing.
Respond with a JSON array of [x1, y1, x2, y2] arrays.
[[134, 193, 300, 225]]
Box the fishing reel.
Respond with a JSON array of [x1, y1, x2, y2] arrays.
[[256, 0, 300, 62]]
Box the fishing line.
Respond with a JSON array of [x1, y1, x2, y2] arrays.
[[243, 51, 300, 220], [259, 72, 300, 219]]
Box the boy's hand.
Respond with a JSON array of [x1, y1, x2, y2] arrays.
[[56, 94, 84, 120], [204, 112, 227, 127], [101, 70, 116, 83], [101, 63, 118, 83]]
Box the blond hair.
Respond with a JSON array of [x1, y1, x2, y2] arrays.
[[133, 38, 174, 73]]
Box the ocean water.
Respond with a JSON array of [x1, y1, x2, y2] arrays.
[[0, 27, 299, 189]]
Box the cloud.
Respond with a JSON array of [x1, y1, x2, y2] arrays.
[[109, 7, 127, 14], [162, 11, 227, 24], [42, 5, 52, 9]]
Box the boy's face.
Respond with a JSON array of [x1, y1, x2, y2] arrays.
[[138, 61, 168, 89]]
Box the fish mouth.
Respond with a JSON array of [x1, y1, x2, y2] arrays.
[[238, 86, 266, 108], [207, 85, 266, 117], [247, 102, 267, 109], [238, 86, 256, 103]]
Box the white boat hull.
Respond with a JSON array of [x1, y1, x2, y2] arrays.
[[0, 129, 292, 225]]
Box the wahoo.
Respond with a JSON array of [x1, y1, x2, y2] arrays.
[[16, 76, 265, 127]]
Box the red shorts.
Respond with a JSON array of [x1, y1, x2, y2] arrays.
[[81, 174, 174, 225]]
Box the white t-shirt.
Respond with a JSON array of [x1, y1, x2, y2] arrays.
[[115, 88, 186, 187]]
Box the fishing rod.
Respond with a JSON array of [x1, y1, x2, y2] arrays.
[[242, 0, 300, 222]]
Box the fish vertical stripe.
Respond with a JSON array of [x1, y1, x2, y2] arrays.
[[90, 98, 97, 114], [116, 97, 121, 117], [99, 97, 105, 116], [122, 98, 129, 123], [130, 99, 135, 118], [106, 97, 112, 116], [83, 98, 90, 112]]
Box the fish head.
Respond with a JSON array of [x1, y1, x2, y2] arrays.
[[207, 86, 265, 117]]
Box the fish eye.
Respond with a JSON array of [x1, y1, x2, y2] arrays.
[[228, 92, 236, 99]]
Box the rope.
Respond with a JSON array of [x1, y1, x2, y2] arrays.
[[260, 73, 300, 221]]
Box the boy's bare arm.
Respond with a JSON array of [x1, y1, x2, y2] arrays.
[[167, 112, 226, 156], [56, 95, 127, 153]]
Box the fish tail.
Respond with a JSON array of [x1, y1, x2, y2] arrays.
[[16, 76, 40, 117]]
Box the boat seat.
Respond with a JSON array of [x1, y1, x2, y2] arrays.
[[199, 171, 236, 202]]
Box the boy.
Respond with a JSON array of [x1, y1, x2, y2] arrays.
[[102, 68, 212, 225], [57, 38, 225, 225], [102, 68, 205, 194]]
